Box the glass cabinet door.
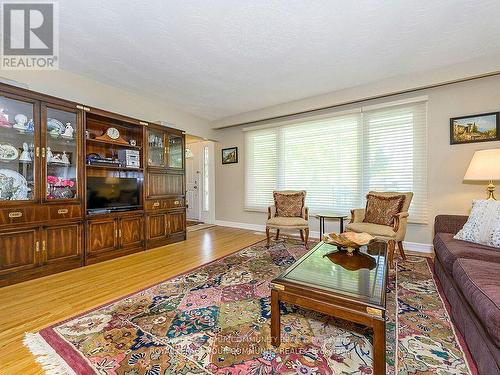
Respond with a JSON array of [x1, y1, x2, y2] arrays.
[[147, 129, 166, 168], [168, 134, 183, 169], [44, 106, 79, 201], [0, 95, 36, 202]]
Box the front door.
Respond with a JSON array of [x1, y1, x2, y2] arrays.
[[185, 142, 200, 221]]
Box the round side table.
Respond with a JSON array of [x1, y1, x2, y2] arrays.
[[315, 212, 348, 239]]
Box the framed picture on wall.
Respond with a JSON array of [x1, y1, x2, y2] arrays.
[[450, 112, 499, 144], [222, 147, 238, 164]]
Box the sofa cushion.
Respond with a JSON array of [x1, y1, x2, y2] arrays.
[[454, 199, 500, 248], [433, 232, 500, 274], [453, 258, 500, 347], [345, 222, 396, 238]]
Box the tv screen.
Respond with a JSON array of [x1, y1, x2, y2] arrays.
[[87, 177, 140, 211]]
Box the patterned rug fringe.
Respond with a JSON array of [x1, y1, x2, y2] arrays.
[[23, 333, 76, 375]]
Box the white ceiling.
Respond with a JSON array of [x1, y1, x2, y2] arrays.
[[59, 1, 500, 121]]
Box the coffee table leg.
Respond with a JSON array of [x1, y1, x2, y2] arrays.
[[271, 289, 280, 347], [340, 218, 344, 233], [372, 318, 386, 375]]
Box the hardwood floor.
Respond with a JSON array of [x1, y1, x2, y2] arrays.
[[0, 226, 265, 374]]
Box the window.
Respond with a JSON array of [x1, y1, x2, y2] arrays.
[[245, 99, 428, 223]]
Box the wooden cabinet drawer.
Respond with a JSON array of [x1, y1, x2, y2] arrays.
[[0, 208, 38, 225], [165, 198, 184, 209], [48, 205, 82, 220], [146, 198, 184, 211]]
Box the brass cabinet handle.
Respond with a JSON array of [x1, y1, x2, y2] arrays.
[[153, 201, 160, 208], [35, 241, 40, 253], [41, 147, 46, 158], [58, 209, 68, 214], [119, 229, 122, 238], [174, 200, 179, 205], [36, 147, 40, 158], [9, 211, 22, 218], [42, 240, 46, 253]]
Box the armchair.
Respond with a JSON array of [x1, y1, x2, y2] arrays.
[[266, 190, 309, 249], [346, 191, 413, 267]]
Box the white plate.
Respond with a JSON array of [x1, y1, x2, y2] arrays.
[[0, 144, 19, 162], [0, 168, 29, 200]]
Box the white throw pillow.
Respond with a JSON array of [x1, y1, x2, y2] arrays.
[[454, 199, 500, 248]]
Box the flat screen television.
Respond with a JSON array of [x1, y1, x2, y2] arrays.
[[87, 177, 140, 212]]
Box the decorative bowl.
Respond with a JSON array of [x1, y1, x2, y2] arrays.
[[322, 232, 375, 255]]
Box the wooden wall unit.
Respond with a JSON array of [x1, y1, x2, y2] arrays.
[[0, 83, 186, 286], [145, 124, 186, 249]]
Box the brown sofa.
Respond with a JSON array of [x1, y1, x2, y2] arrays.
[[433, 215, 500, 375]]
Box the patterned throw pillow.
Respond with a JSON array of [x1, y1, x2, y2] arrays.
[[454, 200, 500, 248], [363, 193, 406, 226], [274, 191, 305, 217]]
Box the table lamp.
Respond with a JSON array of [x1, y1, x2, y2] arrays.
[[463, 149, 500, 200]]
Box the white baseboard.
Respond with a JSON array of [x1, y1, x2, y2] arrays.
[[214, 220, 433, 254]]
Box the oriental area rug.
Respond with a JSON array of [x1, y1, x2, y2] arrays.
[[25, 239, 473, 375]]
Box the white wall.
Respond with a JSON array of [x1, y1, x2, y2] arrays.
[[0, 70, 213, 139], [214, 74, 500, 247]]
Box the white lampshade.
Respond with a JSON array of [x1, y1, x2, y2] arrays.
[[464, 149, 500, 181]]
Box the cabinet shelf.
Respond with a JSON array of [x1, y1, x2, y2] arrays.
[[86, 138, 141, 149], [86, 164, 143, 172]]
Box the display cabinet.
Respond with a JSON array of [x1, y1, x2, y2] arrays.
[[0, 92, 38, 203], [42, 103, 82, 202], [145, 124, 186, 248], [0, 85, 85, 286]]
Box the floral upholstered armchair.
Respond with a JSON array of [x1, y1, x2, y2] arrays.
[[266, 190, 309, 249], [345, 191, 413, 267]]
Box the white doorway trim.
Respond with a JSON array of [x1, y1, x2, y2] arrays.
[[200, 141, 215, 224], [185, 139, 216, 224]]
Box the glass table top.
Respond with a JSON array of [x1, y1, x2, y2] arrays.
[[275, 241, 388, 307]]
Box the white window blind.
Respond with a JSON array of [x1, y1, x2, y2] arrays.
[[245, 128, 277, 210], [362, 102, 428, 223], [245, 99, 428, 223]]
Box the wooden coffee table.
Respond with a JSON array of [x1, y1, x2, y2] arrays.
[[271, 241, 388, 375]]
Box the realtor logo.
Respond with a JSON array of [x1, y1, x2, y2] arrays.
[[1, 1, 59, 69]]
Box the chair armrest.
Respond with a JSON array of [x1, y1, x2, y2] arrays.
[[268, 206, 276, 219], [393, 212, 409, 232], [302, 206, 309, 220], [350, 209, 365, 223], [434, 215, 468, 235]]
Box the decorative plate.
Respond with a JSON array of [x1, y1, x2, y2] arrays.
[[0, 144, 19, 162], [47, 118, 64, 133], [0, 169, 29, 200]]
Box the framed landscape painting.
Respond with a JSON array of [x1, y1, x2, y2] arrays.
[[222, 147, 238, 164], [450, 112, 499, 144]]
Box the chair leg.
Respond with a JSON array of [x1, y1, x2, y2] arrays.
[[299, 229, 305, 242], [388, 240, 396, 269], [266, 227, 271, 248], [304, 228, 309, 249], [397, 241, 406, 260], [275, 229, 280, 240]]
